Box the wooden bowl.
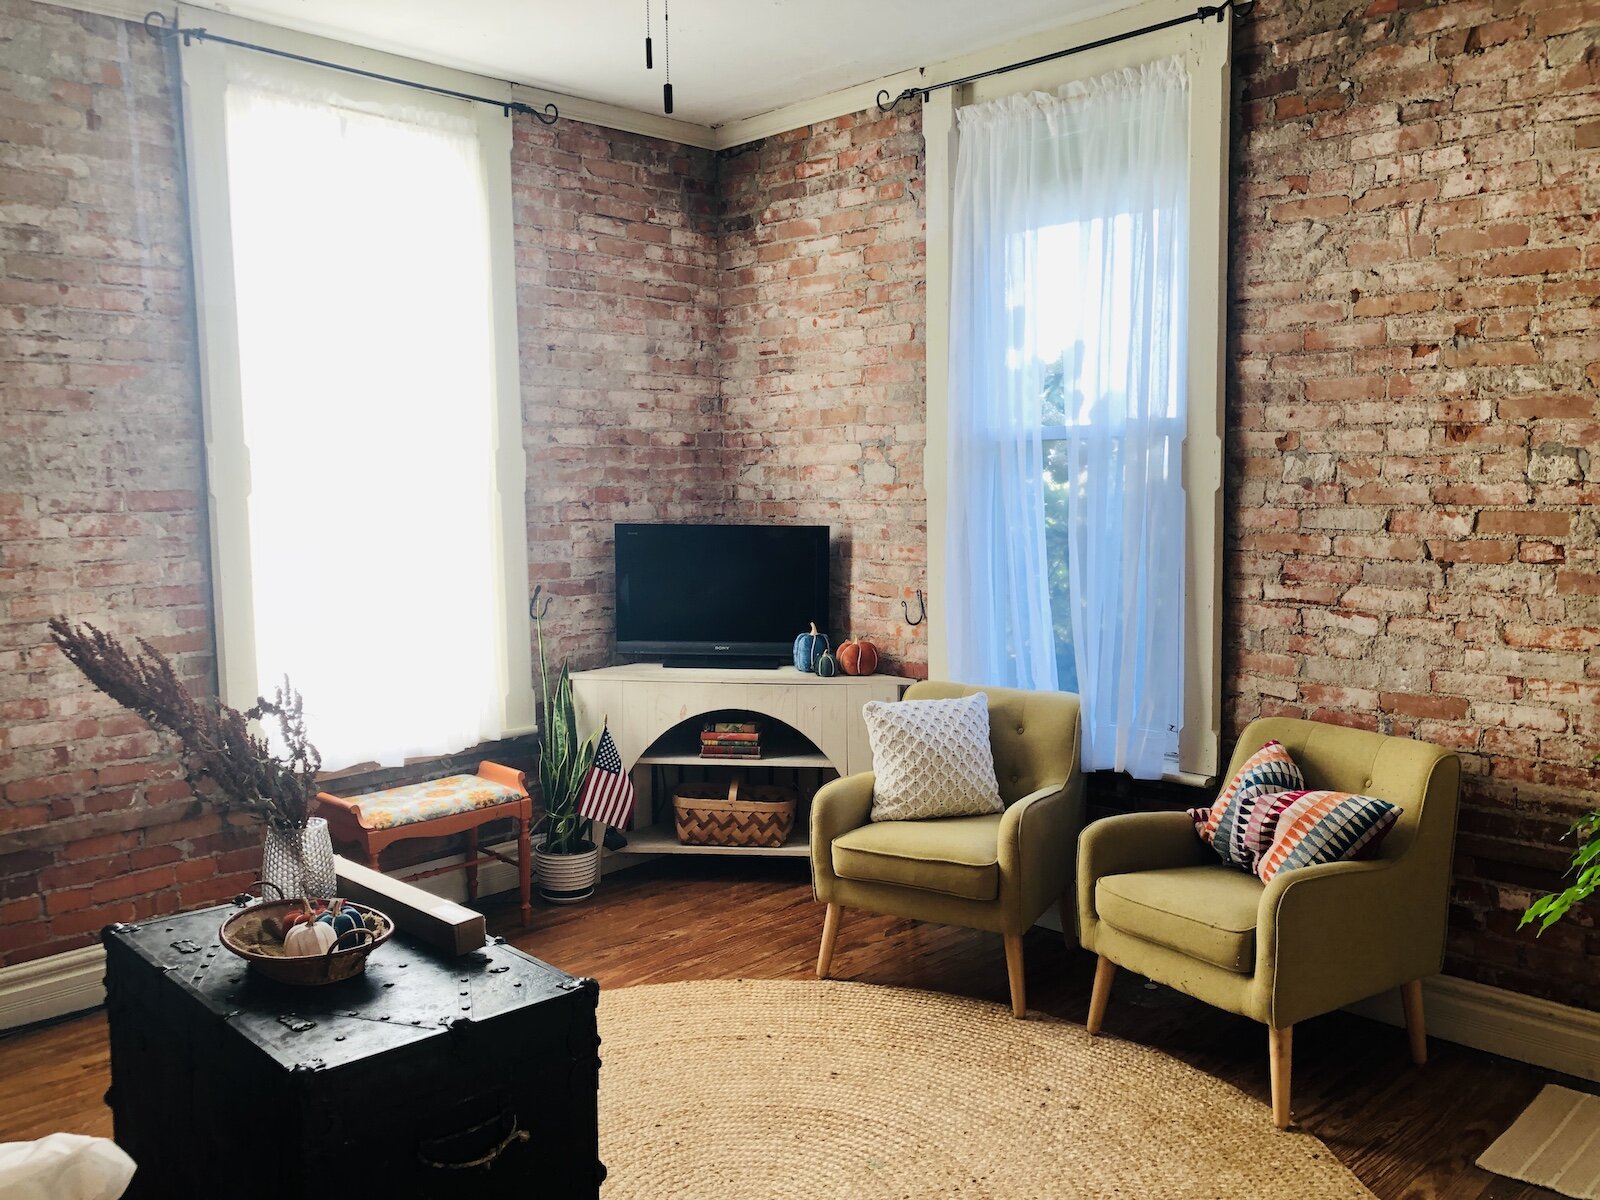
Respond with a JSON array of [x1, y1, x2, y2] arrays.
[[219, 898, 394, 986]]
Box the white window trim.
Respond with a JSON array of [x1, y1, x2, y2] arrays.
[[178, 8, 536, 744], [924, 0, 1232, 783]]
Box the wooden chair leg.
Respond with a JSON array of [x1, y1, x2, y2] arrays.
[[1004, 933, 1026, 1019], [365, 846, 382, 873], [1269, 1024, 1293, 1130], [517, 815, 533, 927], [465, 827, 480, 905], [1401, 978, 1427, 1065], [816, 903, 841, 979], [1086, 955, 1116, 1035]]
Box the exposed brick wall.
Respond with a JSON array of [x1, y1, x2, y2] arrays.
[[1226, 0, 1599, 1006], [0, 2, 722, 969], [516, 119, 722, 672], [0, 0, 262, 964], [711, 4, 1597, 1004], [3, 0, 1596, 1010], [718, 111, 930, 678]]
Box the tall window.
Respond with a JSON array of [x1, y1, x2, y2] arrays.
[[185, 49, 531, 770], [946, 58, 1189, 779]]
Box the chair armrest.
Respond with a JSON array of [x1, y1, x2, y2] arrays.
[[1076, 811, 1210, 940], [315, 790, 366, 838], [476, 761, 529, 795], [1079, 810, 1211, 879], [809, 772, 875, 902], [998, 783, 1070, 862], [1258, 857, 1439, 1027], [997, 780, 1083, 932]]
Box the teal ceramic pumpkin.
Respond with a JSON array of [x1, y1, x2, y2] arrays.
[[793, 622, 829, 673], [331, 909, 362, 939], [816, 650, 838, 678]]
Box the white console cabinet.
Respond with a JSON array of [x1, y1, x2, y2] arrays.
[[570, 664, 907, 860]]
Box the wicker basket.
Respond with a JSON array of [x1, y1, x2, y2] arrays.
[[672, 778, 798, 848], [219, 896, 393, 986]]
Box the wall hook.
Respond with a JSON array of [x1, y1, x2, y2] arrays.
[[902, 589, 926, 627], [530, 585, 553, 622]]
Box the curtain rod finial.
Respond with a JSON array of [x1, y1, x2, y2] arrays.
[[876, 88, 923, 114]]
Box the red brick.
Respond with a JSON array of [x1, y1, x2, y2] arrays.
[[1503, 625, 1600, 651], [1437, 224, 1531, 254], [1428, 540, 1516, 563], [1382, 692, 1471, 720], [1476, 510, 1571, 537], [1555, 571, 1600, 596], [1479, 247, 1582, 277], [1269, 195, 1351, 221]]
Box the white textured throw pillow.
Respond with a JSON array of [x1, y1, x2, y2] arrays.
[[865, 693, 1003, 822]]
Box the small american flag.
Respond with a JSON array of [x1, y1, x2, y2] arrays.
[[577, 725, 635, 829]]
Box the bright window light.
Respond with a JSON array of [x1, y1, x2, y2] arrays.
[[221, 70, 507, 769]]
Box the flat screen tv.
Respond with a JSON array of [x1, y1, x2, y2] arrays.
[[615, 523, 830, 667]]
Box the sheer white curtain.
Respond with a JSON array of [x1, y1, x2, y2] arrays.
[[946, 57, 1190, 779], [219, 59, 511, 769]]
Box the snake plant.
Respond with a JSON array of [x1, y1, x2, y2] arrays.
[[534, 594, 597, 856]]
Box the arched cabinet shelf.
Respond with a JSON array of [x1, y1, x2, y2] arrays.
[[571, 664, 907, 861]]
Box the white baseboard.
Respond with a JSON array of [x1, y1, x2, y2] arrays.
[[1344, 974, 1600, 1083], [0, 945, 108, 1031]]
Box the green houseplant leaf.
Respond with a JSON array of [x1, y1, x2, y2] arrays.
[[1520, 796, 1600, 937], [533, 596, 597, 857]]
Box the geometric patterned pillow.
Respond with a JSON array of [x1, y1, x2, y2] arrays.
[[1189, 740, 1305, 871], [1256, 790, 1402, 883]]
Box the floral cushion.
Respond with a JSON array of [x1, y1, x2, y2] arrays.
[[343, 774, 524, 830]]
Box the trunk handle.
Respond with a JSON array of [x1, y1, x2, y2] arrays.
[[418, 1110, 530, 1171]]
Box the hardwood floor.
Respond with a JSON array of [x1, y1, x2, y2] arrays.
[[0, 857, 1576, 1198]]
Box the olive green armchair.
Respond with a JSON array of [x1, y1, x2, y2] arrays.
[[811, 681, 1084, 1018], [1077, 717, 1461, 1128]]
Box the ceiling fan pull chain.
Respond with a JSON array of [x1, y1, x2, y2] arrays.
[[662, 0, 673, 113], [644, 0, 653, 68]]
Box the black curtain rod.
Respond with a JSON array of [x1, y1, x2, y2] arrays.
[[876, 0, 1252, 113], [142, 11, 559, 124]]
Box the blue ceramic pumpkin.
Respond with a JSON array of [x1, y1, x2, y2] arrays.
[[793, 622, 829, 672], [331, 909, 363, 939]]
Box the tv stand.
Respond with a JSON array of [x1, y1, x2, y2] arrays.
[[569, 664, 906, 862], [658, 656, 781, 670]]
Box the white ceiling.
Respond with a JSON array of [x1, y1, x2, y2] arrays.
[[186, 0, 1141, 128]]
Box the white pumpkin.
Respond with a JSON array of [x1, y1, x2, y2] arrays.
[[282, 920, 338, 957]]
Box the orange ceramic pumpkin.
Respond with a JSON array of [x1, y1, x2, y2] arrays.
[[836, 638, 879, 676]]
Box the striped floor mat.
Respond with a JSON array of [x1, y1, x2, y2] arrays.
[[1477, 1085, 1600, 1199]]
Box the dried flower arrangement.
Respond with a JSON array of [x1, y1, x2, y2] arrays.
[[48, 617, 322, 830]]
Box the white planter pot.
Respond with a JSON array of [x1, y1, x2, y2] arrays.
[[534, 844, 601, 905]]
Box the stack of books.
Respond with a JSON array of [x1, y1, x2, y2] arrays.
[[701, 721, 761, 760]]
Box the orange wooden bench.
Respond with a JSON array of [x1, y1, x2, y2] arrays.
[[317, 761, 534, 926]]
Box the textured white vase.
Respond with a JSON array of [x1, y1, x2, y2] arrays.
[[534, 844, 600, 905], [261, 817, 336, 901]]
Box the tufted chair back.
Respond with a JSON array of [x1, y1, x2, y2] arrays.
[[903, 681, 1081, 804]]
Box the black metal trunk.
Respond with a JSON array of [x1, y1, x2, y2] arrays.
[[102, 904, 603, 1199]]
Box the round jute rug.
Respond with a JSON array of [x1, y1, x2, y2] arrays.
[[597, 979, 1374, 1199]]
